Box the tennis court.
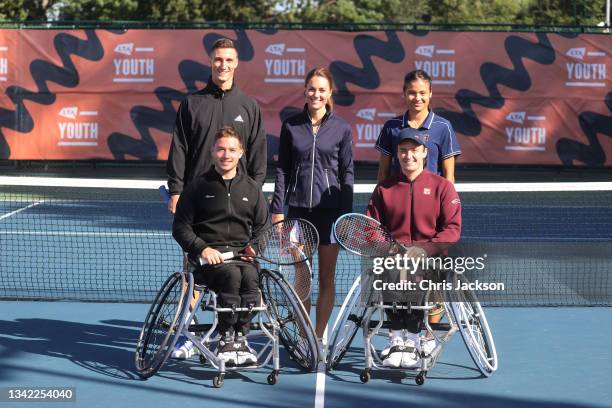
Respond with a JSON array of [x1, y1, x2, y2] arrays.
[[1, 176, 612, 407]]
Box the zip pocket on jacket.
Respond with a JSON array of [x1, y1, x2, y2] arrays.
[[292, 165, 301, 193], [324, 168, 331, 196]]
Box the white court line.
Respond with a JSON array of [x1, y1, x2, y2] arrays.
[[0, 201, 44, 221], [314, 329, 327, 408], [0, 231, 171, 236]]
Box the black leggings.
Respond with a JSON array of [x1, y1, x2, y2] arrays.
[[195, 262, 260, 336]]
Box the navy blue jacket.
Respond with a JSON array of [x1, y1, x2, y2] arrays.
[[271, 108, 353, 213]]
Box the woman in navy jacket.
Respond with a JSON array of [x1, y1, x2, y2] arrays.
[[270, 67, 354, 340]]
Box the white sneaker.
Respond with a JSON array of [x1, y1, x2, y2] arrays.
[[318, 337, 327, 363], [421, 336, 437, 356], [400, 338, 420, 368], [171, 336, 196, 359], [381, 336, 404, 368], [235, 334, 258, 367]]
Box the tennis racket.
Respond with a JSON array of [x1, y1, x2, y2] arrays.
[[333, 213, 405, 258], [200, 218, 318, 266], [333, 212, 432, 282], [160, 186, 318, 266], [279, 261, 313, 303]]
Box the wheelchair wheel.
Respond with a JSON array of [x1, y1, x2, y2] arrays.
[[449, 277, 498, 376], [261, 268, 319, 371], [135, 272, 190, 378], [326, 275, 366, 371]]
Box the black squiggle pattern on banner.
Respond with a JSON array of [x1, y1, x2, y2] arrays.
[[267, 106, 302, 160], [556, 93, 612, 166], [0, 30, 104, 159], [108, 30, 257, 160], [330, 31, 404, 106], [436, 33, 555, 136]]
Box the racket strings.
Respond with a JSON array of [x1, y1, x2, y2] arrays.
[[257, 219, 319, 264], [334, 215, 395, 257]]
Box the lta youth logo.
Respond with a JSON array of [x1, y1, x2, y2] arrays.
[[354, 108, 397, 148], [57, 107, 99, 146], [504, 111, 546, 151], [565, 47, 606, 88], [263, 43, 306, 83], [113, 42, 155, 83], [0, 45, 8, 82], [414, 45, 456, 85]]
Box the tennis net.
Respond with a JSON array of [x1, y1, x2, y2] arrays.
[[1, 177, 611, 306]]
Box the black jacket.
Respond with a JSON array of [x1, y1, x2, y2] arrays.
[[270, 108, 353, 213], [167, 79, 267, 193], [173, 167, 270, 257]]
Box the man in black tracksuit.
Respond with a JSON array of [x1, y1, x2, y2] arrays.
[[173, 127, 269, 367], [167, 37, 267, 214]]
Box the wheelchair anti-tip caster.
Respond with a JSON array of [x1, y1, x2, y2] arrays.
[[415, 371, 426, 385], [213, 374, 225, 388], [360, 368, 371, 383], [267, 370, 279, 385]]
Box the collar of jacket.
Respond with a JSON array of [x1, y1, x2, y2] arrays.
[[205, 76, 236, 98], [301, 104, 333, 124], [204, 165, 244, 183], [396, 168, 430, 184]]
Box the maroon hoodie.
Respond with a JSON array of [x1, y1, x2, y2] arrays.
[[366, 169, 461, 256]]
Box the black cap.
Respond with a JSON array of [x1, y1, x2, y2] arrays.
[[398, 128, 429, 146]]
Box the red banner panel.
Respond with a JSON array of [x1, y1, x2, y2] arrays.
[[0, 29, 610, 166]]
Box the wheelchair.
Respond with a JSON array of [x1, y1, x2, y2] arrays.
[[134, 260, 319, 388], [327, 265, 498, 385]]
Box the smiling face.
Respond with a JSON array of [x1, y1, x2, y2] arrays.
[[305, 75, 332, 113], [397, 139, 427, 177], [212, 135, 243, 177], [210, 47, 238, 90], [404, 78, 432, 116]]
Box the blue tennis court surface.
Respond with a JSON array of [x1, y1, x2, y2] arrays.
[[1, 180, 612, 406], [1, 302, 611, 408]]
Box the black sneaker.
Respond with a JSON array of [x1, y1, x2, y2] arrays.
[[217, 334, 238, 367]]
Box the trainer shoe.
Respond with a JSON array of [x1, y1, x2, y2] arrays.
[[381, 336, 404, 368], [234, 333, 258, 367], [421, 336, 437, 356], [171, 336, 196, 359], [400, 338, 421, 368], [217, 334, 238, 367], [317, 338, 327, 363]]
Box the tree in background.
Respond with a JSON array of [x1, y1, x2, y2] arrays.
[[429, 0, 529, 24], [524, 0, 607, 26], [0, 0, 277, 22], [0, 0, 607, 26]]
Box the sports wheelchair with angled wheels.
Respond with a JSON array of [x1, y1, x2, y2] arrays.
[[327, 267, 498, 385], [135, 259, 318, 387]]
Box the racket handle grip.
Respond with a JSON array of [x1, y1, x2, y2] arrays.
[[198, 251, 234, 265], [158, 185, 171, 204]]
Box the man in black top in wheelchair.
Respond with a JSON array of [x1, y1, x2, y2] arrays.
[[173, 126, 269, 367]]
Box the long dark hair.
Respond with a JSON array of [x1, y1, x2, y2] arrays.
[[402, 69, 432, 92]]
